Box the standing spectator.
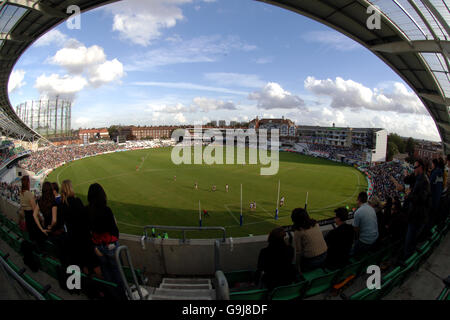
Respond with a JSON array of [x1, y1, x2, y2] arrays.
[[325, 207, 354, 270], [426, 158, 443, 232], [33, 182, 58, 238], [59, 180, 99, 276], [52, 182, 62, 205], [291, 208, 328, 273], [445, 155, 450, 192], [20, 176, 44, 245], [86, 183, 122, 288], [385, 198, 408, 242], [403, 159, 431, 260], [351, 192, 379, 257], [369, 196, 384, 240], [256, 227, 296, 291]]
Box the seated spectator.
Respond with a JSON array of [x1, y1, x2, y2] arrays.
[[291, 208, 328, 273], [59, 180, 100, 277], [256, 227, 296, 291], [325, 207, 354, 270], [87, 183, 122, 287], [351, 192, 379, 257]]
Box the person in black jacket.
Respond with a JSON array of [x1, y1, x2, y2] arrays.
[[59, 180, 100, 277], [256, 227, 296, 291], [86, 183, 122, 289], [324, 207, 354, 270], [385, 198, 408, 242], [402, 159, 431, 260]]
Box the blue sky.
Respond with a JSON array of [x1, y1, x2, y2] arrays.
[[8, 0, 440, 141]]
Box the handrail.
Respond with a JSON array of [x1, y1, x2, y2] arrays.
[[215, 270, 230, 300], [0, 253, 45, 300], [115, 245, 145, 300], [214, 239, 221, 272], [143, 225, 227, 243]]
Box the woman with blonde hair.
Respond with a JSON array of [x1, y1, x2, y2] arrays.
[[59, 180, 100, 276]]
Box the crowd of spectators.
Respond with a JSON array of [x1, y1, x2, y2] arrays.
[[19, 143, 120, 173], [306, 143, 364, 162], [17, 176, 125, 299], [366, 161, 412, 202], [0, 181, 20, 202], [255, 155, 450, 291]]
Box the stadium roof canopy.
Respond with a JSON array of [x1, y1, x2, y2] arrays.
[[0, 0, 449, 152]]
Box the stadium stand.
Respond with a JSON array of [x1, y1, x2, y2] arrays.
[[0, 0, 449, 301]]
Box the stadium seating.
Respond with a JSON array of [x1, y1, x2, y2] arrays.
[[0, 212, 144, 300], [230, 288, 268, 300], [269, 280, 309, 300], [0, 247, 61, 300], [303, 268, 340, 297]]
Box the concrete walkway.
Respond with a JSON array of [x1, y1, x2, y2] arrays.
[[384, 231, 450, 300]]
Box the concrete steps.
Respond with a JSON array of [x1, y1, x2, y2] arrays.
[[147, 278, 216, 300]]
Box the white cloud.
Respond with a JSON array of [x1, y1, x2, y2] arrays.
[[174, 113, 187, 123], [51, 44, 106, 74], [8, 70, 26, 94], [89, 59, 124, 87], [34, 74, 88, 100], [204, 72, 265, 88], [148, 97, 237, 114], [301, 30, 361, 51], [126, 35, 256, 70], [248, 82, 306, 109], [34, 29, 68, 47], [191, 97, 237, 112], [133, 81, 247, 95], [106, 0, 192, 46], [38, 40, 124, 99], [304, 76, 428, 114]]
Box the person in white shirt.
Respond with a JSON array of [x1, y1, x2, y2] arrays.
[[351, 191, 379, 257]]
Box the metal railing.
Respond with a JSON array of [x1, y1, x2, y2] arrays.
[[115, 245, 146, 300], [142, 225, 227, 274], [0, 253, 45, 300], [214, 270, 229, 300], [142, 225, 227, 243]]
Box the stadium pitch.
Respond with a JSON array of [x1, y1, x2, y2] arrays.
[[46, 147, 367, 239]]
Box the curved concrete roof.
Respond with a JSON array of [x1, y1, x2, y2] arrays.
[[0, 0, 449, 151]]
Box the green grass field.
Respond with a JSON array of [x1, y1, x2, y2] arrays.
[[46, 147, 367, 239]]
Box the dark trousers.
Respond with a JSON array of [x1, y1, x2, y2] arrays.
[[403, 223, 425, 260], [301, 252, 327, 272], [351, 239, 374, 257]]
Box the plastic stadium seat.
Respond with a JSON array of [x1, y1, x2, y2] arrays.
[[7, 232, 22, 253], [230, 288, 268, 300], [22, 273, 48, 294], [122, 266, 144, 285], [269, 281, 309, 300], [37, 254, 61, 280], [330, 260, 366, 290], [42, 240, 58, 257], [348, 278, 395, 300], [382, 266, 402, 282], [225, 270, 256, 290], [303, 268, 340, 297]]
